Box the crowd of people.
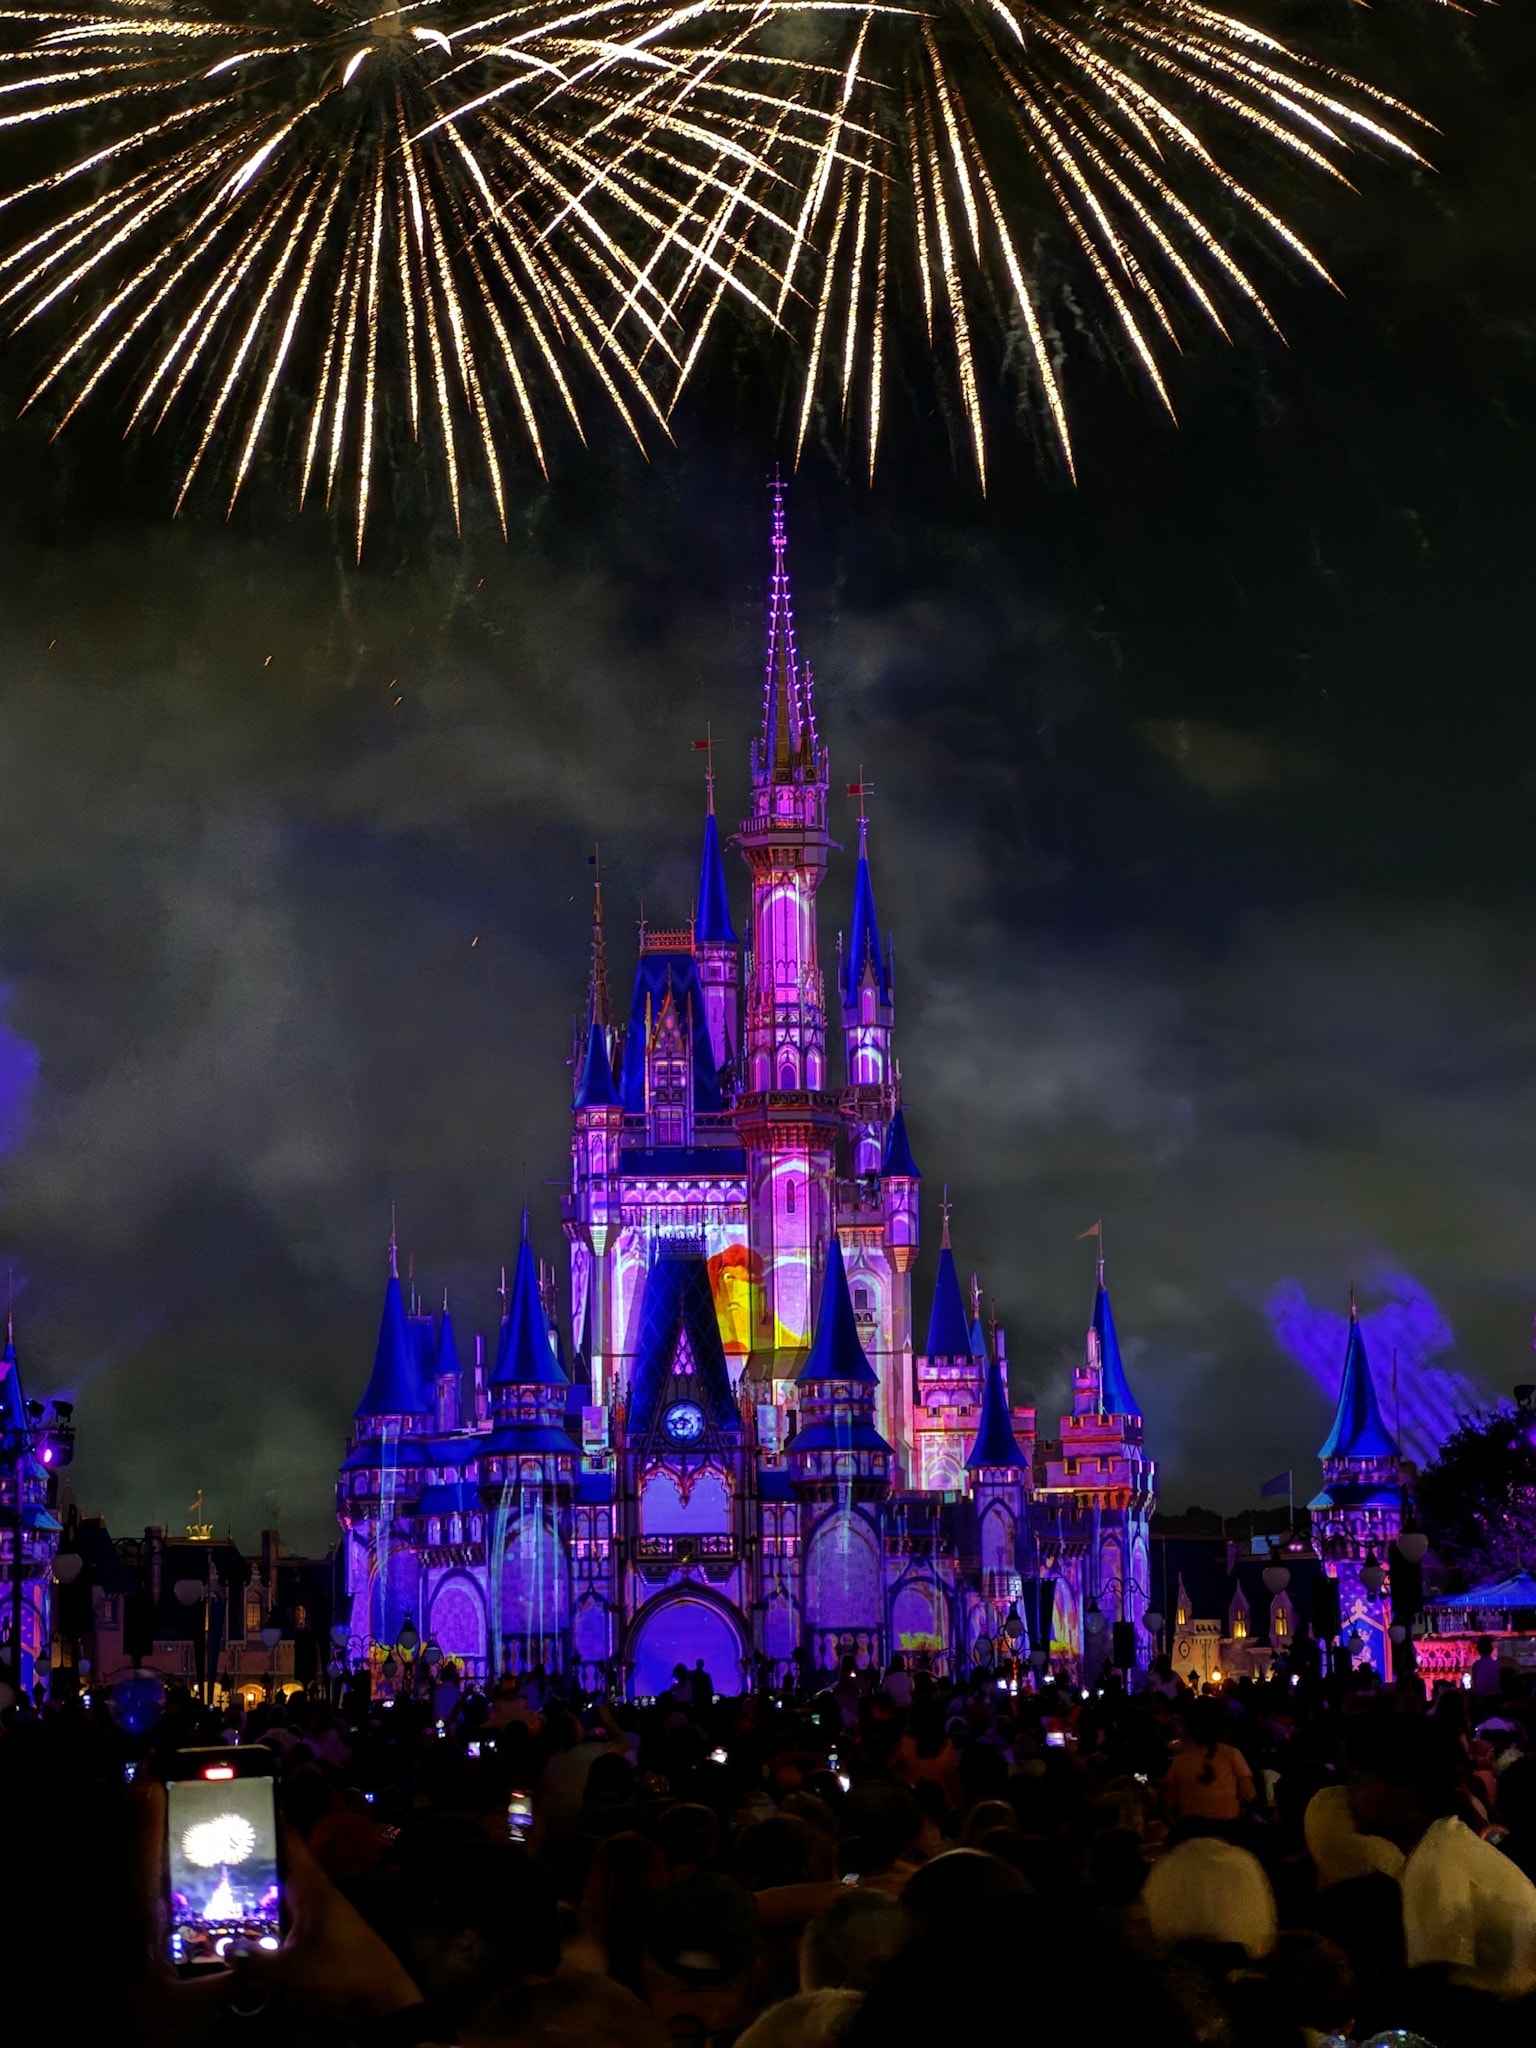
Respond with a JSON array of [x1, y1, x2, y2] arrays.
[[10, 1641, 1536, 2048]]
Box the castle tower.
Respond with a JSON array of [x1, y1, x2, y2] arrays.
[[0, 1315, 62, 1695], [967, 1345, 1030, 1651], [434, 1292, 462, 1434], [841, 816, 895, 1175], [1036, 1250, 1157, 1673], [481, 1225, 576, 1675], [1310, 1291, 1404, 1679], [695, 766, 740, 1084], [790, 1239, 893, 1674], [338, 1233, 436, 1649], [913, 1205, 985, 1492], [644, 982, 696, 1149], [735, 484, 839, 1382], [569, 876, 624, 1408]]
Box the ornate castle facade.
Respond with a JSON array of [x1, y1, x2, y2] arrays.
[[337, 492, 1159, 1696]]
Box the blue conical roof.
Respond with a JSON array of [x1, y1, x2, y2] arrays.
[[574, 1018, 620, 1109], [842, 822, 891, 1006], [436, 1302, 461, 1385], [1093, 1278, 1141, 1419], [697, 807, 737, 946], [799, 1239, 879, 1384], [0, 1330, 27, 1433], [1319, 1306, 1397, 1460], [966, 1353, 1027, 1471], [881, 1107, 921, 1180], [491, 1234, 568, 1388], [925, 1246, 971, 1358], [356, 1262, 433, 1418], [969, 1313, 987, 1362]]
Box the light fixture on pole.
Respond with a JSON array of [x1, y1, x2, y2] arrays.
[[1261, 1565, 1291, 1595], [1360, 1553, 1386, 1599], [1395, 1531, 1430, 1565]]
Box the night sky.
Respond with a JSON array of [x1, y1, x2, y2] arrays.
[[1, 0, 1534, 1551]]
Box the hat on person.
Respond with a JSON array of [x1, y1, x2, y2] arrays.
[[647, 1874, 760, 1985]]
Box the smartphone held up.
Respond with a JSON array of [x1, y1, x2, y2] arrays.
[[163, 1748, 282, 1968]]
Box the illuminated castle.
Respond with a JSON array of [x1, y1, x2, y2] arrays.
[[337, 492, 1158, 1694]]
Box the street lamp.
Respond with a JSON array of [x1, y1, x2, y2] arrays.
[[1360, 1552, 1386, 1600], [1395, 1531, 1430, 1566], [1262, 1565, 1291, 1595]]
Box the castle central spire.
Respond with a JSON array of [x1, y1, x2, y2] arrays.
[[754, 477, 822, 789]]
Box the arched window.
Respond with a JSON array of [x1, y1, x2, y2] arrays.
[[785, 1178, 797, 1215], [245, 1587, 263, 1636], [854, 1286, 870, 1311]]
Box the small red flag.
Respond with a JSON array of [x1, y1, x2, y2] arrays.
[[846, 781, 873, 796], [693, 740, 712, 751]]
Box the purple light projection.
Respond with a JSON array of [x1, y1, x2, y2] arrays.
[[1265, 1269, 1487, 1466], [0, 990, 38, 1156]]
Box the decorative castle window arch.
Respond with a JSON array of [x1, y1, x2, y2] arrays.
[[785, 1178, 797, 1215], [640, 1467, 731, 1535]]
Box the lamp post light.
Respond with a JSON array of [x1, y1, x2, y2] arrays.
[[1360, 1552, 1387, 1601], [1395, 1531, 1430, 1566]]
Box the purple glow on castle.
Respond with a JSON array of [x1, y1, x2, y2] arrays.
[[1266, 1269, 1485, 1465], [333, 495, 1158, 1693]]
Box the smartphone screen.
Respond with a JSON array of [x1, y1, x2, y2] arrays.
[[507, 1791, 533, 1843], [466, 1739, 482, 1759], [165, 1751, 281, 1966], [1045, 1730, 1066, 1749]]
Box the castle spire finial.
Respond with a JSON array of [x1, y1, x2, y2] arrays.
[[694, 723, 716, 816], [586, 848, 612, 1031], [1350, 1280, 1358, 1323], [389, 1203, 398, 1280], [757, 476, 818, 785], [940, 1184, 952, 1250]]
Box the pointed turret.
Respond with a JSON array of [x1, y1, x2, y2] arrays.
[[881, 1107, 921, 1180], [356, 1235, 433, 1418], [694, 752, 742, 1081], [1091, 1257, 1142, 1419], [574, 1016, 620, 1109], [842, 818, 891, 1010], [491, 1227, 568, 1389], [966, 1352, 1028, 1471], [587, 868, 613, 1034], [432, 1292, 463, 1435], [697, 795, 737, 947], [798, 1239, 879, 1385], [924, 1204, 972, 1359], [0, 1314, 27, 1435], [1319, 1292, 1397, 1460]]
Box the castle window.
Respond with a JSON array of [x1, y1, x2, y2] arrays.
[[245, 1589, 263, 1636], [854, 1286, 870, 1312], [293, 1604, 307, 1631], [785, 1178, 797, 1215]]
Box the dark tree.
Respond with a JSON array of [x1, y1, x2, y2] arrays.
[[1414, 1406, 1536, 1587]]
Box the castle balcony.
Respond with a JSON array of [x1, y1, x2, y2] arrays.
[[635, 1533, 739, 1562]]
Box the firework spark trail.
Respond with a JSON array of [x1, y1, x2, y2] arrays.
[[687, 0, 1444, 484], [0, 0, 1458, 525], [0, 0, 841, 550]]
